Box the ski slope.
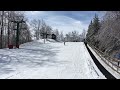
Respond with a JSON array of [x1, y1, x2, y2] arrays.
[[0, 39, 105, 79]]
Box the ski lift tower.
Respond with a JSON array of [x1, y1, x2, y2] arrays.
[[10, 16, 25, 48]]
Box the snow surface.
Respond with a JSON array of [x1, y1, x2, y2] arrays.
[[0, 39, 105, 79], [87, 44, 120, 79]]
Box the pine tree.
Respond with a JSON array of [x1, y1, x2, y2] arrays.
[[86, 14, 100, 46], [93, 14, 100, 34], [86, 20, 93, 38]]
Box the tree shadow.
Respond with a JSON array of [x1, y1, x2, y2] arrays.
[[0, 54, 15, 75], [0, 67, 15, 75], [26, 59, 69, 68], [16, 44, 64, 68], [0, 42, 68, 77]]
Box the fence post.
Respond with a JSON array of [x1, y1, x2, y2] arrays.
[[118, 62, 119, 71]]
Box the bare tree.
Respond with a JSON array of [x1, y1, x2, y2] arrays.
[[54, 29, 60, 41], [60, 31, 64, 41], [0, 11, 4, 49], [86, 11, 120, 57], [0, 11, 32, 49]]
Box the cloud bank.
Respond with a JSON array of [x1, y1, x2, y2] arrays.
[[25, 11, 105, 35]]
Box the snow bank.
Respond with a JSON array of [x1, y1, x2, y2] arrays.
[[87, 44, 120, 79]]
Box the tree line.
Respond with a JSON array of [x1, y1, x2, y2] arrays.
[[30, 18, 87, 42], [0, 11, 87, 49], [86, 11, 120, 57], [0, 11, 32, 49], [30, 19, 65, 42], [65, 29, 86, 42]]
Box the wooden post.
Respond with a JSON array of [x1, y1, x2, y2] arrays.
[[116, 60, 119, 71]]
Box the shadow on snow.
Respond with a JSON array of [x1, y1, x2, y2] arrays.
[[0, 42, 68, 75]]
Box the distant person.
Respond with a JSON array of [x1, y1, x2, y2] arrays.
[[64, 38, 66, 45], [64, 41, 65, 45]]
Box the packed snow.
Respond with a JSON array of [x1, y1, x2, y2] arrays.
[[87, 44, 120, 79], [0, 39, 105, 79]]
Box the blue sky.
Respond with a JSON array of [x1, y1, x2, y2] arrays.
[[25, 11, 105, 35]]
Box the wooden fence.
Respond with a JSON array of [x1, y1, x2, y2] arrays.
[[87, 43, 120, 74]]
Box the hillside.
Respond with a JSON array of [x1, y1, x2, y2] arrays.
[[86, 11, 120, 58], [0, 39, 105, 79]]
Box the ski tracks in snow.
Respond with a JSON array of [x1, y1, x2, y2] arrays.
[[0, 40, 105, 79]]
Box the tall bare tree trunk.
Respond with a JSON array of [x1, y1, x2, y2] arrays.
[[8, 17, 10, 46], [8, 21, 10, 45], [0, 11, 4, 49]]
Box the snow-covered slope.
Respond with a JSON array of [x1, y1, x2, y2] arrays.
[[0, 40, 105, 79]]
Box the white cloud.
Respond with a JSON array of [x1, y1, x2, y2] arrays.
[[25, 11, 91, 35], [45, 15, 88, 35]]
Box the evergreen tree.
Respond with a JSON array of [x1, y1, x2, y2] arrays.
[[93, 14, 100, 34], [86, 20, 93, 39], [86, 14, 100, 44]]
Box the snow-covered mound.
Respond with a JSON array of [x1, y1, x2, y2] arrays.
[[46, 39, 56, 42], [20, 39, 56, 47]]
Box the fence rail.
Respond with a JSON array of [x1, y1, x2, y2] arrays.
[[87, 43, 120, 74]]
